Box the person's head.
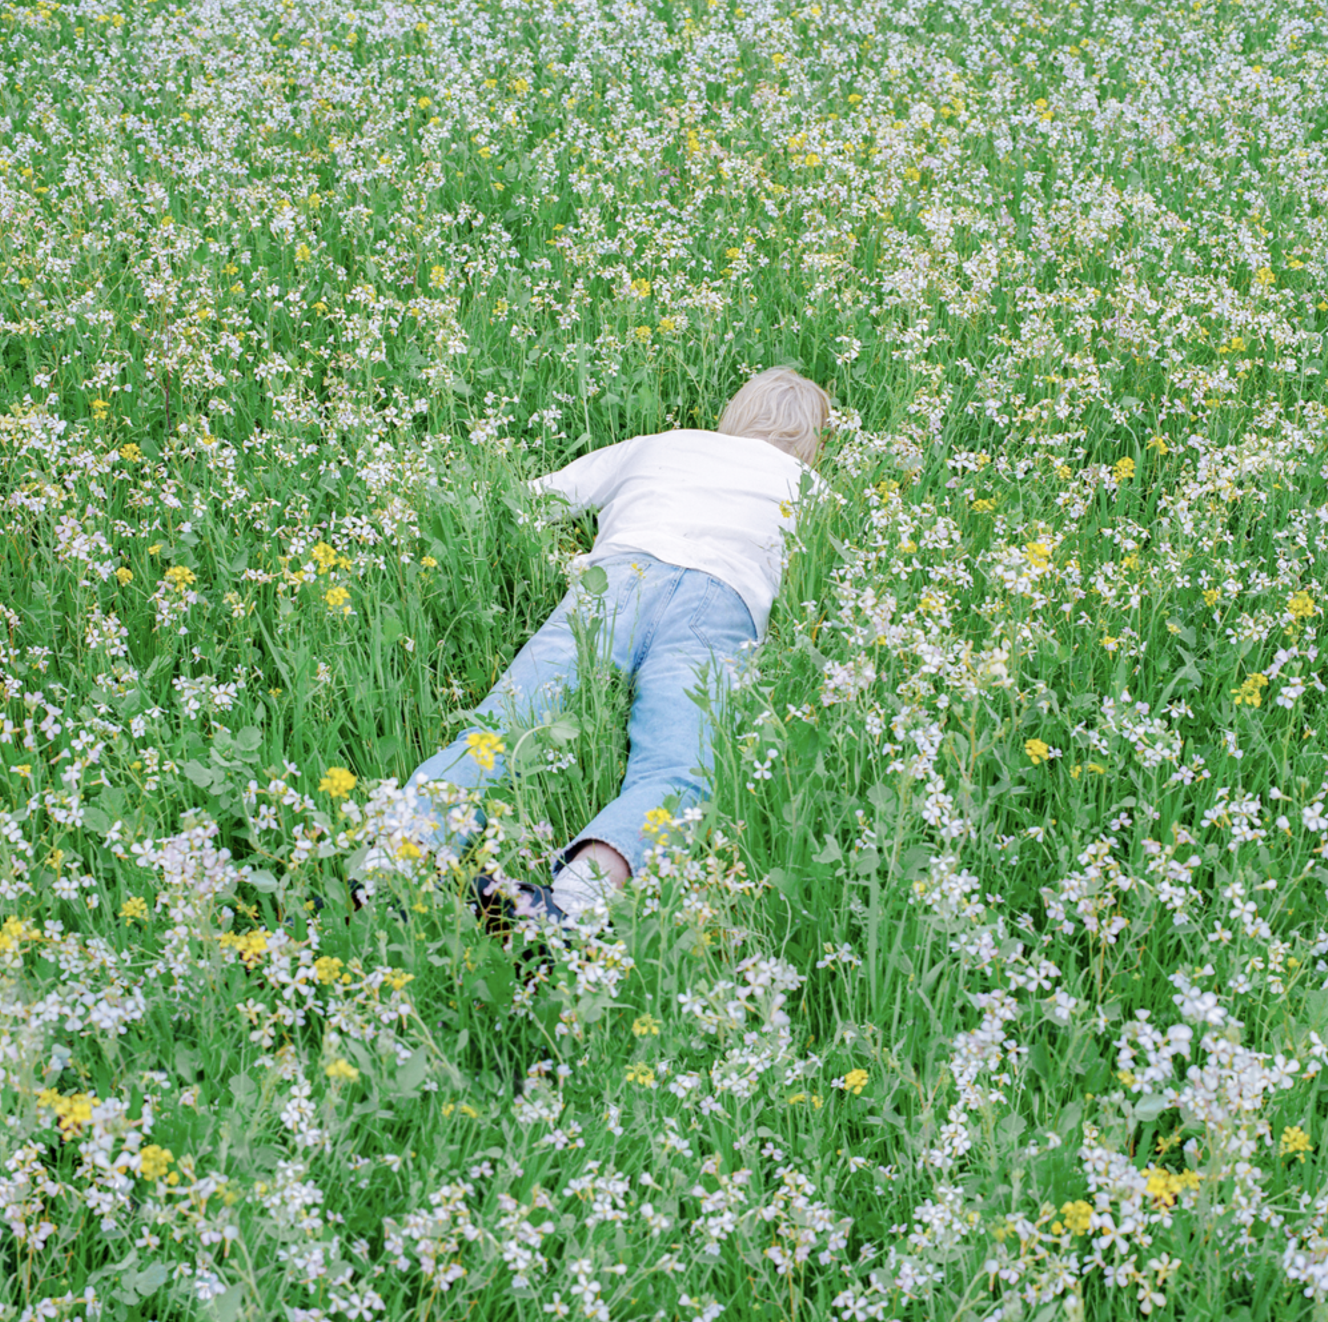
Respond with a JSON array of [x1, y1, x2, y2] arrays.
[[716, 367, 832, 465]]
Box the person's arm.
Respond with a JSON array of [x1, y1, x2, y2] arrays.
[[526, 439, 634, 518]]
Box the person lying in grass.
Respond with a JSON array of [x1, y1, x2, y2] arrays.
[[407, 367, 832, 923]]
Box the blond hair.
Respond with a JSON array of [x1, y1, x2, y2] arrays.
[[716, 367, 831, 465]]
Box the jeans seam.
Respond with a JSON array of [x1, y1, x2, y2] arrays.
[[687, 576, 723, 654], [630, 565, 685, 673]]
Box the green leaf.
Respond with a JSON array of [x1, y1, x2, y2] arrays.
[[248, 869, 279, 894], [129, 1261, 170, 1297], [395, 1048, 431, 1098], [236, 726, 262, 754], [212, 1282, 246, 1322], [580, 564, 608, 596], [866, 783, 896, 815], [546, 715, 581, 745], [1134, 1094, 1169, 1122], [813, 835, 842, 865], [182, 759, 216, 788], [82, 805, 112, 834]]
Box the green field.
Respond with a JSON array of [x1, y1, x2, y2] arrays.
[[3, 0, 1328, 1317]]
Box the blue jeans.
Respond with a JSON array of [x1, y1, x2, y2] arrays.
[[407, 554, 758, 877]]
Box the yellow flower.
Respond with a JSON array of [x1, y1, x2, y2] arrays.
[[1024, 540, 1051, 569], [119, 443, 143, 462], [1288, 591, 1316, 620], [326, 1058, 360, 1082], [420, 555, 438, 568], [218, 928, 270, 968], [119, 895, 149, 924], [465, 731, 504, 771], [295, 243, 312, 262], [1025, 738, 1051, 766], [89, 398, 110, 417], [634, 324, 652, 342], [139, 1145, 174, 1180], [642, 807, 674, 838], [1059, 1200, 1093, 1235], [1254, 266, 1276, 287], [1112, 455, 1135, 482], [311, 542, 337, 573], [0, 916, 39, 954], [12, 765, 31, 778], [1231, 673, 1269, 707], [324, 586, 351, 614], [843, 1068, 869, 1095], [631, 1014, 661, 1037], [625, 1062, 656, 1087], [314, 956, 345, 984], [164, 565, 196, 590], [1203, 588, 1221, 607], [657, 317, 676, 333], [1280, 1125, 1313, 1162], [115, 567, 133, 585], [37, 1090, 97, 1140], [319, 767, 357, 798], [1143, 1165, 1201, 1208], [630, 277, 652, 297]]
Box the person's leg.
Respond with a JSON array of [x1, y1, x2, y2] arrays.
[[556, 569, 757, 890], [407, 556, 662, 868], [406, 591, 584, 862], [568, 840, 631, 887]]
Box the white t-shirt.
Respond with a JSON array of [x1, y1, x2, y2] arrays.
[[528, 428, 826, 641]]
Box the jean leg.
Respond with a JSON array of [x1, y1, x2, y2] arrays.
[[407, 591, 583, 854], [562, 573, 757, 875]]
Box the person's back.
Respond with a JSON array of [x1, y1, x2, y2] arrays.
[[530, 425, 827, 641]]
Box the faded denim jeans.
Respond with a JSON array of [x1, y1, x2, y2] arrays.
[[406, 553, 758, 877]]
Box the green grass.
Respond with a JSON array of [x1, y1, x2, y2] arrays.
[[3, 0, 1328, 1318]]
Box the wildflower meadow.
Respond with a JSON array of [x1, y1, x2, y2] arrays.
[[4, 0, 1328, 1317]]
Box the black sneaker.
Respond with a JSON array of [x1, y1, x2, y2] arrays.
[[511, 883, 569, 925]]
